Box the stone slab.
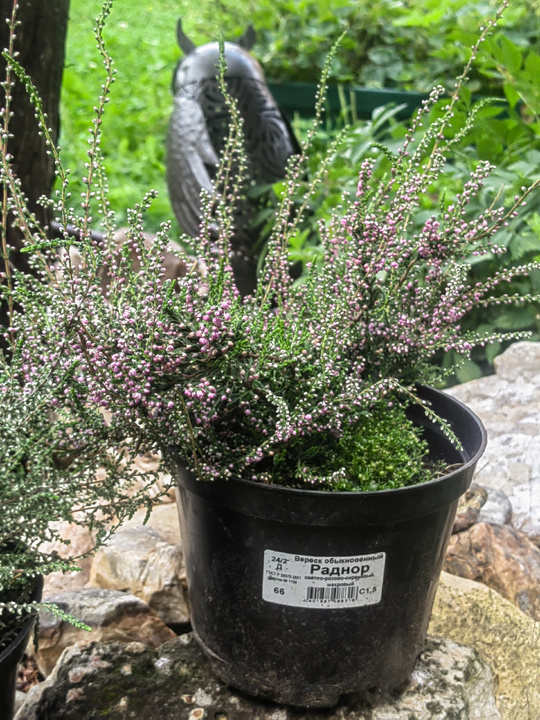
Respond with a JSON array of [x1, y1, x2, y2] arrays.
[[16, 633, 499, 720]]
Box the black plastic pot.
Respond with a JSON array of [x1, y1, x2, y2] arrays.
[[0, 575, 43, 720], [174, 386, 486, 707]]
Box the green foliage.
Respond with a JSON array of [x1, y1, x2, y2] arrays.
[[272, 404, 438, 491], [61, 0, 540, 232], [197, 0, 540, 93], [60, 0, 183, 232], [0, 344, 165, 646], [287, 62, 540, 384]]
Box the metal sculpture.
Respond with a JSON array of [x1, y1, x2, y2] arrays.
[[166, 20, 300, 295]]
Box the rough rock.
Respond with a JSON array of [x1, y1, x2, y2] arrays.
[[452, 485, 488, 532], [38, 459, 177, 598], [430, 571, 540, 720], [39, 522, 96, 596], [34, 588, 176, 677], [15, 634, 500, 720], [446, 342, 540, 543], [87, 517, 188, 625], [444, 522, 540, 620], [477, 486, 512, 526], [14, 692, 27, 718], [508, 480, 540, 546], [129, 451, 177, 503], [121, 501, 181, 544]]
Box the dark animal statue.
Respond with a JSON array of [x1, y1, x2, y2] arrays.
[[166, 21, 300, 295]]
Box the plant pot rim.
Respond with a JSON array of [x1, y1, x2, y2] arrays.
[[172, 385, 487, 526]]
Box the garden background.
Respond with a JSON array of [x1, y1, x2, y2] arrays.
[[61, 0, 540, 384]]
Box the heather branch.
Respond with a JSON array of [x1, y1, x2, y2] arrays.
[[258, 35, 345, 308], [0, 0, 18, 326]]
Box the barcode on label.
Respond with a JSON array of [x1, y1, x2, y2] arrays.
[[305, 585, 370, 603]]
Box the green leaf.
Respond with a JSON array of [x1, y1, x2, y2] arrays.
[[456, 358, 483, 384], [503, 82, 521, 110], [494, 307, 538, 331], [509, 232, 540, 261], [525, 51, 540, 79], [476, 103, 508, 120], [499, 36, 523, 76], [485, 341, 502, 365], [367, 46, 395, 66]]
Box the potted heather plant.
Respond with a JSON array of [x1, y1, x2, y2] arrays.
[[0, 11, 167, 718], [0, 351, 163, 720], [2, 0, 539, 708], [0, 286, 166, 718]]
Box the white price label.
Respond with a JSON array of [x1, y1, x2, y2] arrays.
[[262, 550, 385, 609]]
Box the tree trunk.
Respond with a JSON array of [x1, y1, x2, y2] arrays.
[[0, 0, 70, 329]]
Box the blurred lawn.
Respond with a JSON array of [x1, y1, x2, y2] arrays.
[[61, 0, 540, 236], [61, 0, 246, 233]]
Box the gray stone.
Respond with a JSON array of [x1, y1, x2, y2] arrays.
[[492, 341, 540, 383], [15, 634, 500, 720], [14, 691, 27, 718], [87, 522, 189, 624], [120, 501, 181, 545], [34, 588, 176, 677], [39, 521, 96, 597], [477, 486, 512, 526], [508, 480, 540, 546], [446, 341, 540, 542]]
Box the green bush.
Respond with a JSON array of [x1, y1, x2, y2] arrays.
[[272, 404, 440, 491], [209, 0, 540, 92]]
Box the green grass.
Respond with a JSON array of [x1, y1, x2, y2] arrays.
[[61, 0, 242, 233], [61, 1, 177, 232]]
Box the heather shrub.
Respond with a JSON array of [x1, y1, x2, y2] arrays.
[[0, 0, 168, 639], [2, 0, 539, 494]]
